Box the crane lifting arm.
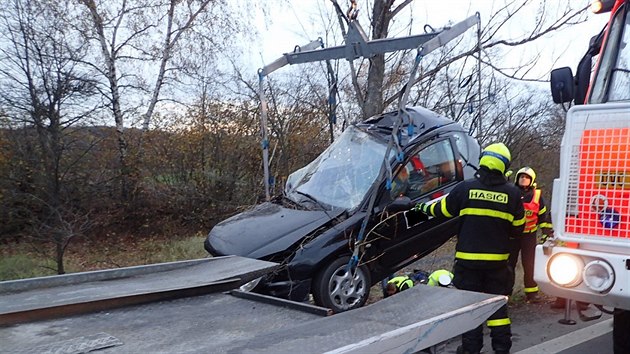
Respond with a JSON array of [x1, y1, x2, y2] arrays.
[[257, 13, 479, 201]]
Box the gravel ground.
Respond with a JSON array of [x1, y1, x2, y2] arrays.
[[366, 236, 458, 305]]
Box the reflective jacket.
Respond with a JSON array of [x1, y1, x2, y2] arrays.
[[388, 276, 414, 292], [520, 187, 553, 236], [426, 166, 525, 269]]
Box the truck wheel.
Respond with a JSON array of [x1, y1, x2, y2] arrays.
[[312, 257, 371, 313]]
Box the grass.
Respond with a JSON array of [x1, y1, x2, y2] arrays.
[[0, 253, 59, 281], [0, 233, 209, 282], [142, 235, 209, 264]]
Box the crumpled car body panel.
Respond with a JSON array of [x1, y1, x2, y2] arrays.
[[205, 202, 344, 259], [205, 106, 481, 302]]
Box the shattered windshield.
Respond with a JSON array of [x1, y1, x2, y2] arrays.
[[590, 3, 630, 103], [285, 126, 388, 210]]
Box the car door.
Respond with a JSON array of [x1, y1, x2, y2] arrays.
[[372, 136, 464, 271]]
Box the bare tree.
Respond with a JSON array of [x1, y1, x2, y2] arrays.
[[0, 0, 99, 273], [230, 59, 336, 196], [361, 0, 414, 118], [75, 0, 243, 200]]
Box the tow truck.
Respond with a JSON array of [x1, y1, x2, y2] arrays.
[[534, 0, 630, 350]]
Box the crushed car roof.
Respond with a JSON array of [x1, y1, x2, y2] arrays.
[[358, 106, 458, 146]]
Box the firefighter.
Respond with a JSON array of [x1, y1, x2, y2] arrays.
[[413, 142, 525, 354], [508, 167, 554, 303], [385, 275, 414, 297]]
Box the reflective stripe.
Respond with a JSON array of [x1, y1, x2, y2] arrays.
[[428, 202, 436, 216], [524, 286, 539, 293], [523, 226, 538, 233], [481, 150, 510, 166], [539, 222, 553, 229], [455, 251, 509, 261], [441, 200, 453, 218], [513, 216, 526, 226], [460, 208, 515, 222], [532, 189, 541, 204], [487, 318, 511, 327], [538, 205, 547, 215]]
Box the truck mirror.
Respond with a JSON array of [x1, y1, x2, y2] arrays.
[[574, 54, 593, 105], [550, 67, 575, 104]]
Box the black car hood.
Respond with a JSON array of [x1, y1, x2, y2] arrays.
[[206, 202, 345, 259]]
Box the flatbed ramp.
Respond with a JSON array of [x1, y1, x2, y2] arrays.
[[0, 257, 506, 353], [0, 256, 276, 325]]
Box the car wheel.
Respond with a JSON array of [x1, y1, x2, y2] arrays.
[[312, 257, 371, 313]]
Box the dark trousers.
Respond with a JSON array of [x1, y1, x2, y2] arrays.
[[508, 234, 538, 294], [453, 261, 513, 354], [614, 309, 630, 354]]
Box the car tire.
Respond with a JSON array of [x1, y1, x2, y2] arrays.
[[312, 257, 371, 313]]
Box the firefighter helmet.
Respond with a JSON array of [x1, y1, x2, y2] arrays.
[[479, 143, 511, 174], [515, 166, 536, 187]]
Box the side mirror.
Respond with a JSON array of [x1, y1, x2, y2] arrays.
[[550, 67, 575, 104], [574, 54, 593, 105], [386, 196, 414, 213]]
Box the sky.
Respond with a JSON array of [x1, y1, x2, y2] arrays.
[[252, 0, 610, 83]]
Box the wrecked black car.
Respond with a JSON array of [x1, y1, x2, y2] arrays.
[[204, 106, 480, 313]]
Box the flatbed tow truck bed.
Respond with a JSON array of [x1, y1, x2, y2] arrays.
[[0, 256, 506, 353]]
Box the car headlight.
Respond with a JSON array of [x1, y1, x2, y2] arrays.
[[583, 260, 615, 293], [239, 277, 262, 292], [548, 253, 584, 287]]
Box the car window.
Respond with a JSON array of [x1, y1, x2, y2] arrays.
[[286, 126, 390, 210], [391, 139, 457, 200], [452, 132, 469, 160]]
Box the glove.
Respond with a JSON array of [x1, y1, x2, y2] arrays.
[[540, 230, 555, 244], [413, 202, 430, 214]]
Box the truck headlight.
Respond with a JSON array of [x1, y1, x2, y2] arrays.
[[583, 260, 615, 293], [548, 253, 584, 287]]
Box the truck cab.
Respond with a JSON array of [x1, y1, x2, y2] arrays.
[[534, 0, 630, 312]]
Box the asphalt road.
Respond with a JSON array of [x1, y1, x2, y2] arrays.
[[518, 319, 612, 354], [437, 299, 613, 353], [557, 330, 612, 354]]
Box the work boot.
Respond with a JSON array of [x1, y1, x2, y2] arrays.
[[525, 292, 542, 304]]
